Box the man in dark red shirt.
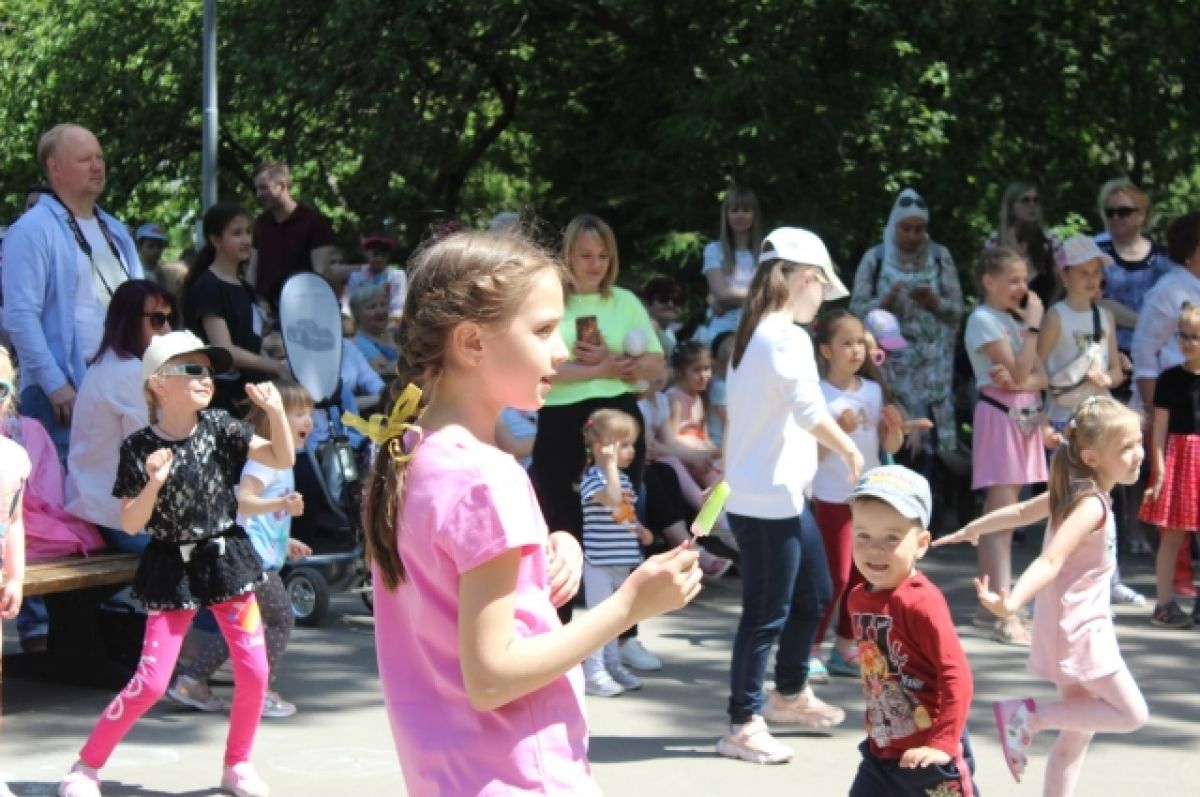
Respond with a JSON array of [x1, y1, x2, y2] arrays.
[[845, 466, 978, 797], [247, 160, 335, 306]]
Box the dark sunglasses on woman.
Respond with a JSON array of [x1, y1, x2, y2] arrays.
[[143, 312, 173, 330], [1104, 206, 1138, 219]]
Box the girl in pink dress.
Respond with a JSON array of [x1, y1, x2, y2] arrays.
[[936, 396, 1149, 796]]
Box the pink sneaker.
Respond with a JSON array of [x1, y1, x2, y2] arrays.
[[58, 763, 101, 797], [994, 697, 1037, 783], [762, 686, 845, 728], [221, 762, 269, 797]]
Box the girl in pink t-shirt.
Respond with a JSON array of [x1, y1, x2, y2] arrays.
[[365, 231, 703, 797], [0, 351, 32, 797], [936, 397, 1149, 796]]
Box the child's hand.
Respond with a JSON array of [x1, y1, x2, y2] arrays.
[[593, 442, 618, 466], [632, 523, 654, 546], [1021, 291, 1045, 328], [1044, 425, 1063, 450], [931, 526, 980, 548], [899, 746, 951, 769], [145, 448, 174, 486], [281, 491, 305, 517], [842, 448, 865, 484], [836, 408, 860, 433], [545, 531, 583, 608], [879, 404, 904, 433], [1145, 470, 1164, 502], [989, 364, 1016, 390], [621, 543, 703, 624], [974, 574, 1016, 618], [0, 578, 23, 620], [286, 538, 313, 561], [245, 381, 284, 413], [1085, 366, 1112, 389], [1119, 352, 1134, 373]]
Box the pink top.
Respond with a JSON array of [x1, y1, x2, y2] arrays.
[[0, 436, 32, 564], [5, 417, 103, 560], [373, 425, 598, 797], [667, 386, 707, 439], [1029, 491, 1124, 685]]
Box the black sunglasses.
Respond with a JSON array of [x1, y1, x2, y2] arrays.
[[652, 295, 683, 307], [143, 312, 172, 330], [158, 363, 213, 378], [898, 196, 927, 210], [1105, 206, 1138, 219]]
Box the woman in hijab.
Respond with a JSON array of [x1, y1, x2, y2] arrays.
[[849, 188, 964, 484]]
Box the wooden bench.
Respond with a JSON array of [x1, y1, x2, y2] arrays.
[[18, 552, 140, 596], [4, 552, 143, 689]]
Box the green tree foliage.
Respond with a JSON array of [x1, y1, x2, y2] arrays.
[[2, 0, 1199, 304]]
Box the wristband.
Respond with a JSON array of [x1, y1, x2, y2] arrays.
[[1026, 326, 1040, 335]]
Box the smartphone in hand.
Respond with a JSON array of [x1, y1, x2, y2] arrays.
[[575, 315, 603, 346]]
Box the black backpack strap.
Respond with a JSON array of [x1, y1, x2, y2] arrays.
[[870, 247, 885, 296], [1090, 301, 1101, 342]]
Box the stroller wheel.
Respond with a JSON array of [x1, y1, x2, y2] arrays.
[[286, 566, 330, 627]]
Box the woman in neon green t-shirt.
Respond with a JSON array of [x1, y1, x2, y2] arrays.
[[532, 214, 665, 616]]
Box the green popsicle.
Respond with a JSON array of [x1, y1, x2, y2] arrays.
[[691, 481, 731, 536]]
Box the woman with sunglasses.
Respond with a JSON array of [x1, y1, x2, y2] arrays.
[[850, 188, 963, 512], [641, 274, 685, 355], [66, 279, 179, 553], [1094, 179, 1175, 356]]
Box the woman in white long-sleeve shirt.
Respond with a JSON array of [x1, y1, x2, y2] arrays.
[[66, 279, 178, 552], [716, 228, 864, 766]]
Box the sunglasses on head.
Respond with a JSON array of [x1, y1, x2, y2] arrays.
[[1105, 206, 1138, 219], [143, 312, 172, 330], [158, 363, 213, 379], [0, 380, 12, 402], [898, 195, 927, 209]]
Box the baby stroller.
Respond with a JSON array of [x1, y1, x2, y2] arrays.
[[277, 273, 370, 626]]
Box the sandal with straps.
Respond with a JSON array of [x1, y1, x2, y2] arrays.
[[994, 697, 1037, 782]]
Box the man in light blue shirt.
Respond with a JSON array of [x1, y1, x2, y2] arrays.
[[1, 123, 141, 460]]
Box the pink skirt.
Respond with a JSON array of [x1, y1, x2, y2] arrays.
[[1139, 434, 1200, 529], [971, 387, 1047, 490]]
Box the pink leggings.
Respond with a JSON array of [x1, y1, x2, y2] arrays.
[[79, 593, 268, 769], [1033, 667, 1148, 797], [812, 499, 865, 643]]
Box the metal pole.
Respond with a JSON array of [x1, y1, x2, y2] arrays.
[[201, 0, 218, 214]]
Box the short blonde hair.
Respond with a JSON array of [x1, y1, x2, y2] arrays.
[[563, 214, 619, 297], [1098, 178, 1150, 222], [37, 123, 86, 173]]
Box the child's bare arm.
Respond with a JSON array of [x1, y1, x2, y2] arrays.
[[245, 382, 296, 470], [458, 545, 701, 711], [933, 492, 1049, 548]]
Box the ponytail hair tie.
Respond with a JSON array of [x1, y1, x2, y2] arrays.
[[342, 383, 424, 460]]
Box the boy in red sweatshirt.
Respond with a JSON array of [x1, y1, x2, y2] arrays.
[[846, 465, 978, 796]]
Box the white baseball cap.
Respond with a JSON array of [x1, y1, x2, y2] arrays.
[[1059, 234, 1114, 271], [759, 227, 849, 301], [142, 330, 233, 381]]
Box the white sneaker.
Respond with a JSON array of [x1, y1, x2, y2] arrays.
[[1112, 583, 1147, 606], [58, 763, 102, 797], [220, 762, 269, 797], [605, 660, 643, 690], [715, 715, 794, 764], [619, 639, 662, 671], [584, 670, 625, 697], [761, 686, 845, 728]]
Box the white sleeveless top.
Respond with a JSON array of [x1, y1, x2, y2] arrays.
[[1045, 301, 1111, 422]]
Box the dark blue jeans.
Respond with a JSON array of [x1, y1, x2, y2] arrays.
[[20, 384, 70, 466], [726, 507, 831, 724]]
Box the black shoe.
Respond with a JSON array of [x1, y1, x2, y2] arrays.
[[1151, 601, 1193, 629]]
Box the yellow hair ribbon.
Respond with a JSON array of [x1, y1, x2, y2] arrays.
[[341, 383, 424, 460]]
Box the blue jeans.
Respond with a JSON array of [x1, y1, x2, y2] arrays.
[[726, 507, 832, 724], [99, 525, 151, 554], [20, 384, 69, 466]]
